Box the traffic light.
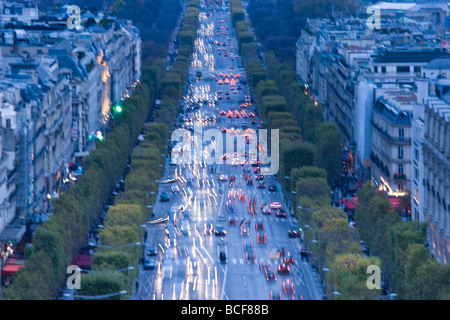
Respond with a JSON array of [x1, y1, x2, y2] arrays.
[[113, 105, 123, 113]]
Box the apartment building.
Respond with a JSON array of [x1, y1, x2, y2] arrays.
[[422, 95, 450, 264], [0, 2, 141, 257], [370, 84, 414, 193], [296, 13, 450, 264]]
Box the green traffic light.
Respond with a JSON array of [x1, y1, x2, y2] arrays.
[[115, 105, 123, 113]]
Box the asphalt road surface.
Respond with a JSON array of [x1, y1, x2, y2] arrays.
[[132, 1, 322, 301]]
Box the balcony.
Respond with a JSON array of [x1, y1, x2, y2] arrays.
[[371, 120, 411, 144], [393, 173, 406, 180]]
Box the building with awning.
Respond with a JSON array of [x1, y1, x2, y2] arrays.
[[1, 258, 25, 286]]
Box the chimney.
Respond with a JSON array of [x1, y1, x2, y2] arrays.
[[416, 77, 429, 105]]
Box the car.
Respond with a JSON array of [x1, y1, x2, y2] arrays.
[[283, 279, 295, 298], [226, 200, 236, 213], [275, 209, 287, 218], [214, 226, 227, 236], [246, 177, 254, 185], [257, 182, 265, 188], [204, 219, 214, 235], [228, 217, 238, 225], [255, 219, 264, 230], [300, 246, 310, 260], [270, 291, 282, 300], [265, 270, 276, 281], [254, 167, 261, 174], [165, 224, 178, 247], [284, 254, 294, 265], [278, 247, 287, 257], [238, 192, 246, 201], [268, 184, 276, 191], [244, 241, 253, 251], [240, 225, 250, 236], [262, 205, 271, 215], [160, 192, 170, 201], [218, 174, 228, 181], [287, 225, 304, 238], [269, 202, 283, 209], [147, 247, 158, 256], [257, 231, 267, 244], [277, 263, 290, 274], [143, 259, 156, 270], [180, 220, 191, 236], [269, 247, 280, 260], [255, 174, 264, 181], [245, 250, 256, 263]]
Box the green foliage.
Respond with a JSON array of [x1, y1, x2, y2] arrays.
[[295, 177, 330, 204], [261, 95, 287, 117], [103, 204, 146, 227], [92, 251, 133, 271], [403, 244, 450, 300], [314, 122, 342, 182], [291, 166, 327, 180], [329, 254, 382, 300], [76, 272, 128, 300], [281, 141, 316, 182], [355, 184, 401, 282], [2, 251, 56, 300]]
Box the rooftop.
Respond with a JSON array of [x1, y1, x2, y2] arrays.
[[373, 48, 450, 64]]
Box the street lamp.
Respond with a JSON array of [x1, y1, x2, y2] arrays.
[[96, 242, 142, 249], [70, 290, 128, 300], [322, 268, 341, 299], [78, 266, 135, 273]]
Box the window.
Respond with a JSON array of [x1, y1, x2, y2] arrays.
[[414, 167, 419, 180], [374, 66, 378, 73], [5, 118, 11, 128], [414, 147, 419, 160], [398, 146, 404, 159], [381, 66, 386, 73], [398, 164, 404, 175], [414, 66, 421, 73], [399, 128, 404, 141], [397, 66, 410, 73]]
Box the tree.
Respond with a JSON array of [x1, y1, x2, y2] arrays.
[[76, 272, 128, 300], [316, 217, 361, 281], [355, 184, 402, 288], [295, 177, 330, 204], [389, 221, 427, 298], [281, 142, 316, 182], [329, 254, 382, 300], [314, 122, 342, 182], [404, 244, 450, 300]]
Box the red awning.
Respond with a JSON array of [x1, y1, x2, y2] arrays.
[[1, 264, 24, 276], [71, 254, 92, 269], [388, 197, 401, 209]]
